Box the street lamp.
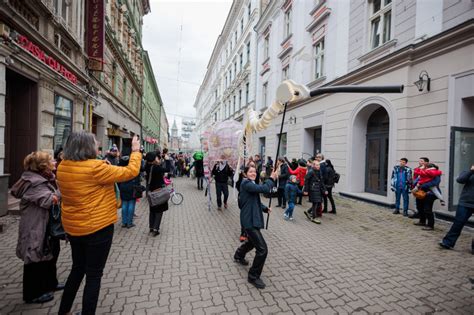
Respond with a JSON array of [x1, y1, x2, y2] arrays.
[[414, 70, 431, 92]]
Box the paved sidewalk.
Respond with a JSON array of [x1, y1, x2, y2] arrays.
[[0, 177, 473, 314]]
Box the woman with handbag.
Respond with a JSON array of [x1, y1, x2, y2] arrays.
[[118, 156, 143, 228], [145, 151, 170, 237], [57, 132, 141, 315], [11, 151, 63, 304]]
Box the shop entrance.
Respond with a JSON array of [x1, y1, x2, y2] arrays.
[[5, 69, 38, 186]]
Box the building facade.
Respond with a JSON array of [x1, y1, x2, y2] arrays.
[[90, 0, 150, 155], [251, 0, 473, 212], [194, 0, 260, 136], [142, 51, 162, 152], [194, 0, 474, 213], [0, 0, 90, 215], [160, 106, 169, 149]]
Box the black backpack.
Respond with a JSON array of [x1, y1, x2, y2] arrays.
[[333, 172, 340, 184]]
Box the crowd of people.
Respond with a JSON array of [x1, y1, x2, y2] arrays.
[[10, 131, 473, 311]]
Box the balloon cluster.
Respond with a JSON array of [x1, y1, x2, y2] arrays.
[[204, 120, 243, 170]]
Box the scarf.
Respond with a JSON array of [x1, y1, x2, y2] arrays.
[[39, 169, 57, 189]]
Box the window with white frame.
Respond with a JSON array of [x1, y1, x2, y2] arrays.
[[245, 82, 249, 104], [262, 82, 268, 108], [282, 64, 290, 80], [233, 95, 236, 113], [314, 39, 324, 79], [284, 8, 292, 38], [239, 53, 243, 71], [238, 90, 242, 110], [54, 0, 70, 24], [264, 35, 270, 60], [369, 0, 392, 49], [234, 61, 237, 75], [246, 42, 250, 64]]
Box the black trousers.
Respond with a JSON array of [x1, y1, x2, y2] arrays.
[[277, 187, 287, 207], [415, 198, 424, 217], [23, 237, 60, 302], [323, 187, 336, 212], [234, 228, 268, 280], [149, 211, 164, 231], [197, 176, 204, 189], [59, 224, 114, 315], [297, 185, 303, 204], [215, 182, 229, 207], [419, 195, 436, 227]]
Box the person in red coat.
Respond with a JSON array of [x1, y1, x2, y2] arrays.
[[288, 160, 307, 205]]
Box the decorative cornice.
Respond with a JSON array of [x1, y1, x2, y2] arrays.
[[260, 62, 270, 76], [309, 0, 327, 16], [357, 39, 397, 63], [306, 5, 331, 33], [278, 34, 293, 59]]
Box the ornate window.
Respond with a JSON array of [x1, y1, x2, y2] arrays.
[[314, 39, 324, 79]]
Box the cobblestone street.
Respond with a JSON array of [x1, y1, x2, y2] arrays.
[[0, 177, 473, 314]]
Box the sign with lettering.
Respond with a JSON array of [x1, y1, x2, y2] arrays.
[[16, 34, 78, 84], [87, 0, 105, 71]]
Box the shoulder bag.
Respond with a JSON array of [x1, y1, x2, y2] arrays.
[[49, 203, 66, 239], [146, 166, 171, 207]]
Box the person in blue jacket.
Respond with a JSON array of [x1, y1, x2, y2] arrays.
[[233, 165, 277, 289], [439, 165, 474, 253], [284, 175, 302, 221], [118, 156, 141, 228]]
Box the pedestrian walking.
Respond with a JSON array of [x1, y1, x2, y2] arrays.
[[284, 175, 302, 221], [276, 157, 289, 208], [390, 158, 413, 216], [145, 151, 170, 236], [56, 132, 141, 315], [234, 165, 277, 289], [212, 160, 234, 210], [304, 160, 328, 224], [288, 159, 307, 205], [11, 151, 63, 304], [323, 159, 337, 214], [118, 156, 141, 228], [265, 156, 273, 177], [192, 151, 205, 190], [439, 165, 474, 253]]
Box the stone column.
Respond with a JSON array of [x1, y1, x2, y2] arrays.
[[38, 78, 56, 155], [0, 52, 8, 216]]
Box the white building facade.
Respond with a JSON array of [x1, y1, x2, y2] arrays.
[[252, 0, 474, 213], [194, 0, 261, 136]]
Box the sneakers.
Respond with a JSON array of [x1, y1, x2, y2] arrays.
[[283, 214, 289, 220], [224, 203, 228, 209], [217, 207, 222, 211], [304, 211, 312, 220], [127, 223, 136, 228], [311, 218, 321, 224], [438, 242, 452, 250], [289, 216, 294, 221], [393, 210, 400, 214], [248, 278, 266, 289], [26, 292, 54, 304]]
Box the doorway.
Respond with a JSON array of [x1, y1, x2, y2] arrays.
[[365, 107, 389, 195], [5, 69, 38, 187]]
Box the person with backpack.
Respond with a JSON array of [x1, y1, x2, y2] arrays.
[[304, 160, 328, 224], [390, 158, 413, 216], [323, 159, 337, 214]]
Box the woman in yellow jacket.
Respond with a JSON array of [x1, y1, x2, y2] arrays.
[[56, 132, 141, 315]]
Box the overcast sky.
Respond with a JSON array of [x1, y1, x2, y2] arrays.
[[143, 0, 232, 134]]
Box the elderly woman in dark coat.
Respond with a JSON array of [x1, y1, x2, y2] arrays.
[[304, 160, 328, 224], [234, 165, 277, 289], [11, 151, 62, 304], [145, 152, 170, 236]]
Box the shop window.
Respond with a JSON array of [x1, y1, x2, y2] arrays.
[[54, 94, 73, 152], [278, 132, 287, 157]]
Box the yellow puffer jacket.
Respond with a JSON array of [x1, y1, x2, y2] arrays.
[[57, 152, 142, 236]]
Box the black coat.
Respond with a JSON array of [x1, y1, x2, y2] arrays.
[[324, 166, 336, 188], [146, 163, 170, 212], [118, 176, 141, 201], [212, 164, 233, 183], [278, 163, 290, 188], [457, 170, 474, 208], [304, 170, 326, 203], [194, 160, 204, 177], [239, 179, 274, 229]]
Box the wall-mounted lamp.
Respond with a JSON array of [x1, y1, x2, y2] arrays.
[[414, 70, 431, 92], [289, 115, 297, 125]]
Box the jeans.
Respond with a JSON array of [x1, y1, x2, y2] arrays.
[[59, 224, 114, 315], [234, 228, 268, 280], [197, 176, 204, 189], [149, 211, 164, 231], [442, 205, 473, 250], [418, 194, 436, 227], [395, 188, 409, 213], [284, 202, 295, 218], [277, 187, 287, 207], [323, 187, 336, 212], [215, 182, 229, 207], [121, 199, 136, 225]]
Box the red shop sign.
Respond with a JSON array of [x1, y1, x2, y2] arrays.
[[16, 34, 78, 84], [87, 0, 105, 71]]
